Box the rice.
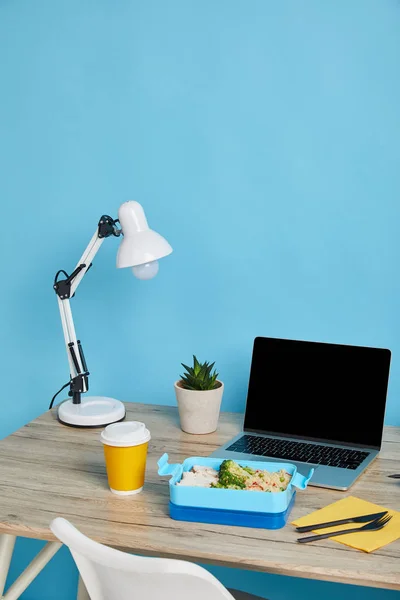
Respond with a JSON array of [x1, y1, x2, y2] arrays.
[[245, 469, 291, 492]]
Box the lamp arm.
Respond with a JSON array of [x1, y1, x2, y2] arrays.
[[53, 215, 121, 405]]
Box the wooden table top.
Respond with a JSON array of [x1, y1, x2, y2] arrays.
[[0, 403, 399, 589]]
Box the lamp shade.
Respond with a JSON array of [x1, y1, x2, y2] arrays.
[[116, 201, 172, 269]]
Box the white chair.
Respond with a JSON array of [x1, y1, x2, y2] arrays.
[[50, 518, 267, 600]]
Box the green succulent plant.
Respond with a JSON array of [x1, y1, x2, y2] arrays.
[[180, 355, 219, 391]]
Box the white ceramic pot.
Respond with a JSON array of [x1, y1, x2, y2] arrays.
[[174, 380, 224, 435]]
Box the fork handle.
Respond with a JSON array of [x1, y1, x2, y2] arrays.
[[296, 518, 353, 533], [298, 526, 362, 543]]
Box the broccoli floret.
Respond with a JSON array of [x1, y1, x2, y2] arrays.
[[242, 466, 256, 475], [211, 481, 242, 490], [218, 460, 251, 489]]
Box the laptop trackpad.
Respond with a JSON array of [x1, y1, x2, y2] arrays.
[[289, 461, 317, 476]]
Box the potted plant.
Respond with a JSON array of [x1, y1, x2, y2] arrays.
[[174, 356, 224, 434]]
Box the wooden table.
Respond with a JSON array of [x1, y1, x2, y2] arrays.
[[0, 404, 399, 599]]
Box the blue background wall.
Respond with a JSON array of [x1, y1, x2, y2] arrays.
[[0, 0, 399, 598]]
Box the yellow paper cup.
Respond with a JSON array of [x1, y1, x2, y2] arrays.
[[100, 421, 151, 495]]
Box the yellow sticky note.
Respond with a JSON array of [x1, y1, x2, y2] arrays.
[[292, 496, 400, 553]]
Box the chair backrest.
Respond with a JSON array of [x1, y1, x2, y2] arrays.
[[50, 518, 235, 600]]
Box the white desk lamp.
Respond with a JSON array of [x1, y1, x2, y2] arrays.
[[52, 201, 172, 427]]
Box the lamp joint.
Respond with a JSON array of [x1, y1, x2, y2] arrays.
[[53, 264, 87, 299], [98, 215, 121, 238], [68, 373, 89, 404]]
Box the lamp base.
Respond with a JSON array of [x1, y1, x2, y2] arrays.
[[58, 396, 126, 428]]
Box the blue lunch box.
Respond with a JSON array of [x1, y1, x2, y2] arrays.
[[158, 454, 314, 529]]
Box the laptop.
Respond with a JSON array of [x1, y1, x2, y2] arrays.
[[211, 337, 391, 490]]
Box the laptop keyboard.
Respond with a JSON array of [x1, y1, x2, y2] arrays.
[[226, 435, 369, 469]]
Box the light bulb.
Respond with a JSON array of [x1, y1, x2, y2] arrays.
[[132, 260, 159, 280]]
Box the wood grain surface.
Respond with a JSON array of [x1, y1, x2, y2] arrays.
[[0, 404, 399, 589]]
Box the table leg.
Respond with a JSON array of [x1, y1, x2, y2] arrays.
[[3, 541, 61, 600], [0, 534, 16, 596], [77, 575, 90, 600]]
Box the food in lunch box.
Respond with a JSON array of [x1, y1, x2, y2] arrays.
[[176, 465, 219, 487], [177, 459, 291, 492]]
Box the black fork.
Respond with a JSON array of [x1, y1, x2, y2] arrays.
[[298, 514, 393, 543]]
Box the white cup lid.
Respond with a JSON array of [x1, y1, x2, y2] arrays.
[[100, 421, 151, 447]]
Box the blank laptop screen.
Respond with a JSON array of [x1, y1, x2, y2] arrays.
[[244, 337, 391, 448]]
